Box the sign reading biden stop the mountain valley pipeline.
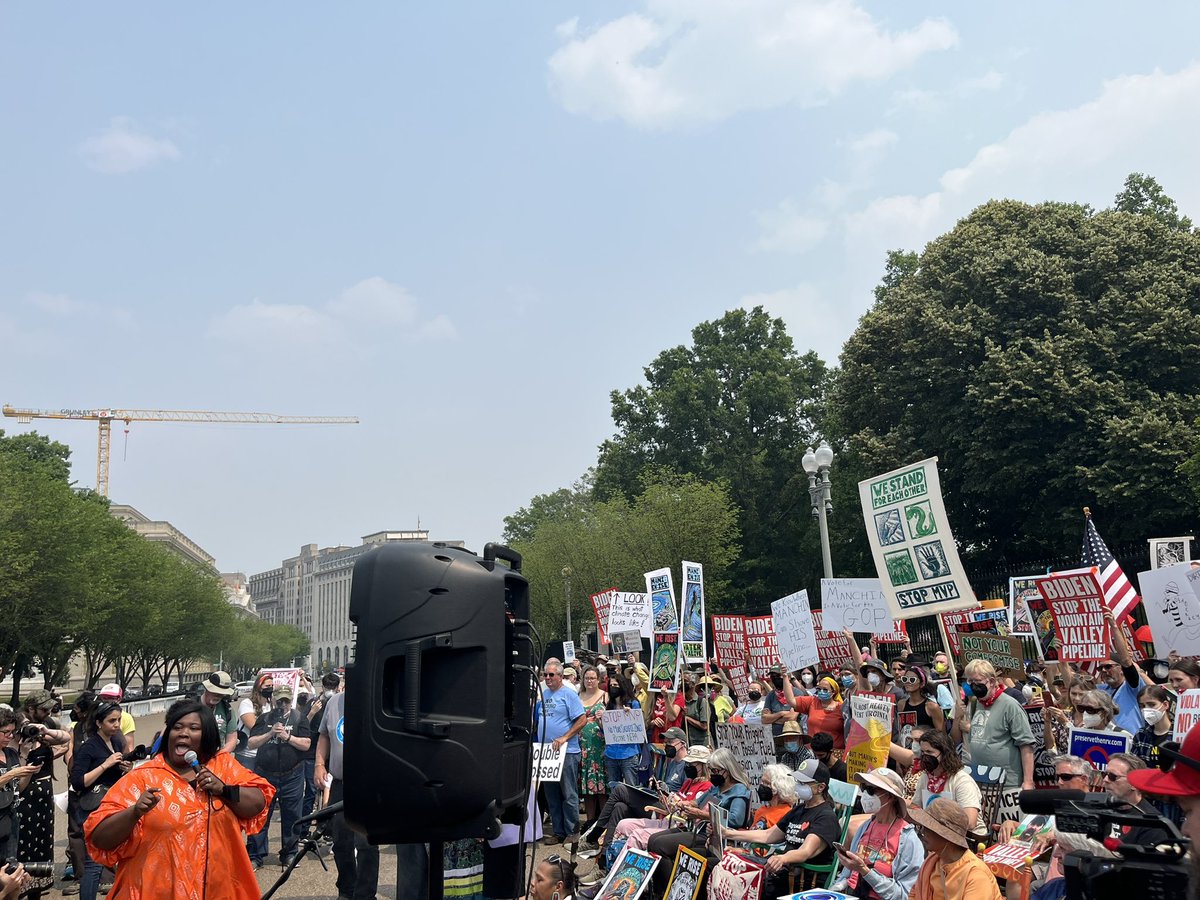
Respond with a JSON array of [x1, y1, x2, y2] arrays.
[[859, 458, 977, 620]]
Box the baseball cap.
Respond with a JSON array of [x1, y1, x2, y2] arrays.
[[98, 683, 123, 701], [662, 727, 687, 743], [1127, 725, 1200, 797], [274, 685, 294, 700], [793, 757, 832, 784], [203, 671, 236, 697], [683, 745, 711, 763]]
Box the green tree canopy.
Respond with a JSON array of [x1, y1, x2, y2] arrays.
[[832, 189, 1200, 566], [1114, 173, 1193, 232]]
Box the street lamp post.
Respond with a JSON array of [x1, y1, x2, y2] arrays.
[[802, 440, 835, 580], [561, 566, 574, 643]]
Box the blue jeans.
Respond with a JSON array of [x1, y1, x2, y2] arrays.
[[82, 856, 104, 900], [302, 758, 317, 818], [249, 765, 305, 863], [605, 755, 639, 791], [543, 751, 581, 838]]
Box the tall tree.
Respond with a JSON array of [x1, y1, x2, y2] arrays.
[[833, 190, 1200, 566], [1114, 173, 1193, 232], [593, 307, 829, 609]]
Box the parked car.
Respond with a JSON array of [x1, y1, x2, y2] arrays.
[[124, 687, 144, 701], [146, 684, 163, 697], [185, 681, 204, 699], [234, 681, 255, 698], [166, 679, 180, 694]]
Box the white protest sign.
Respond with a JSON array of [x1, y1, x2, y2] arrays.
[[821, 578, 895, 635], [532, 743, 566, 782], [715, 723, 776, 807], [601, 708, 648, 746], [1175, 689, 1200, 743], [563, 641, 576, 664], [858, 458, 977, 619], [771, 590, 819, 672], [1140, 563, 1200, 657], [609, 592, 655, 640]]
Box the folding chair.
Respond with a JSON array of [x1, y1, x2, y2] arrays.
[[789, 778, 858, 890]]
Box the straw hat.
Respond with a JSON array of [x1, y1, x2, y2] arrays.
[[854, 767, 909, 818], [775, 721, 809, 742], [907, 797, 970, 848]]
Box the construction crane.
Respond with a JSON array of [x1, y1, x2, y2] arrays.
[[2, 404, 359, 496]]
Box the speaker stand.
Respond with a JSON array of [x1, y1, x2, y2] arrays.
[[428, 842, 443, 900]]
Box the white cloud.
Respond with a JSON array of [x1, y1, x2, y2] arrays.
[[847, 128, 898, 158], [754, 202, 829, 253], [889, 68, 1006, 115], [24, 291, 133, 324], [548, 0, 957, 128], [208, 277, 455, 348], [79, 117, 181, 175]]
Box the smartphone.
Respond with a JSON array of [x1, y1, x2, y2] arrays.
[[831, 841, 849, 855]]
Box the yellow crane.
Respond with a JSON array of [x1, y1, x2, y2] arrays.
[[2, 404, 359, 496]]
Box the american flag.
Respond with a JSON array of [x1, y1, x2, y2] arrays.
[[1081, 514, 1141, 620]]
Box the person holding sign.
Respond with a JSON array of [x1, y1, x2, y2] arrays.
[[1073, 689, 1131, 739], [1094, 607, 1146, 734], [536, 661, 587, 845], [782, 674, 845, 750], [830, 767, 924, 900], [601, 674, 643, 791], [953, 660, 1035, 791]]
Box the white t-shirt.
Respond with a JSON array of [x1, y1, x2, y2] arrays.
[[912, 768, 982, 813], [237, 698, 261, 758]]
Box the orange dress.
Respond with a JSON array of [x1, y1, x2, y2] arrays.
[[84, 752, 275, 899]]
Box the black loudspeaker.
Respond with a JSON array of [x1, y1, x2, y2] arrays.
[[343, 541, 532, 844]]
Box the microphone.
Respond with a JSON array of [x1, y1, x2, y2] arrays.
[[183, 750, 201, 773], [294, 801, 344, 831], [1017, 789, 1122, 815]]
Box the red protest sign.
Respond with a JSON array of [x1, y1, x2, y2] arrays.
[[711, 615, 747, 669], [812, 611, 852, 671], [874, 621, 908, 644], [744, 615, 782, 676], [590, 588, 616, 646], [1034, 570, 1111, 662]]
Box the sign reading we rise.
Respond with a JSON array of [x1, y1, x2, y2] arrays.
[[1034, 569, 1111, 662]]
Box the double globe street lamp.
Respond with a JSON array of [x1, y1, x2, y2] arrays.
[[802, 440, 835, 580]]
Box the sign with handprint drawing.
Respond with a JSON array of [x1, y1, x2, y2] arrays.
[[858, 457, 977, 620]]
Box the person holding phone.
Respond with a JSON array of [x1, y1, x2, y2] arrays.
[[830, 768, 923, 900]]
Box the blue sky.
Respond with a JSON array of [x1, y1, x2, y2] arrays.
[[3, 2, 1199, 578]]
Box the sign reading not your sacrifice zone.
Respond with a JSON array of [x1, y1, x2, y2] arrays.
[[1033, 569, 1111, 662], [859, 457, 977, 619]]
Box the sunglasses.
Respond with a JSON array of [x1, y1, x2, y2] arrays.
[[860, 785, 877, 796], [898, 675, 921, 686], [1155, 741, 1200, 775], [1075, 706, 1101, 715], [1103, 771, 1126, 782], [1055, 773, 1086, 783]]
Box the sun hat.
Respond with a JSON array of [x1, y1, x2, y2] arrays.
[[203, 671, 236, 697], [855, 767, 909, 818], [907, 797, 970, 848], [683, 745, 711, 763], [1127, 724, 1200, 797], [860, 657, 893, 681], [776, 721, 810, 741]]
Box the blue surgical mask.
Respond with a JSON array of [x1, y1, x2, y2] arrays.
[[784, 741, 800, 752], [815, 690, 833, 702], [840, 675, 856, 688]]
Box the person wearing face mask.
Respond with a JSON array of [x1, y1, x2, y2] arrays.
[[952, 659, 1035, 792], [906, 798, 1001, 900], [1072, 689, 1130, 738], [761, 667, 799, 739], [811, 731, 847, 783], [744, 764, 796, 858], [830, 767, 923, 900], [860, 657, 895, 695], [775, 721, 812, 769], [246, 685, 311, 868], [236, 673, 273, 773], [722, 757, 841, 895], [784, 675, 845, 752], [1131, 684, 1174, 769], [697, 675, 734, 728], [600, 674, 642, 792], [926, 653, 957, 715], [680, 673, 710, 747], [895, 666, 945, 745], [909, 729, 980, 832], [729, 681, 766, 726]]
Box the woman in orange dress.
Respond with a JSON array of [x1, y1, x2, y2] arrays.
[[85, 699, 275, 899]]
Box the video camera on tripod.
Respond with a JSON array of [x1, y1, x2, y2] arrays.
[[1017, 789, 1191, 900]]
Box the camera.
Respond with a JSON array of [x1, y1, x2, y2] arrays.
[[122, 745, 149, 763], [4, 860, 53, 878], [1017, 790, 1191, 900], [18, 724, 42, 740]]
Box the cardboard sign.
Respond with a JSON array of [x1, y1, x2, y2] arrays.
[[601, 708, 649, 746], [960, 633, 1024, 676], [812, 611, 852, 671], [715, 724, 775, 807], [593, 847, 659, 900], [563, 641, 576, 663], [772, 590, 819, 672], [938, 608, 991, 658], [609, 591, 655, 640], [821, 578, 896, 636], [590, 588, 617, 646], [532, 742, 566, 781], [663, 845, 707, 900], [646, 568, 680, 633], [1068, 727, 1131, 770], [680, 561, 707, 663], [651, 631, 680, 693], [1009, 577, 1040, 637], [858, 457, 977, 619], [611, 629, 643, 655], [712, 615, 747, 669], [845, 692, 895, 781], [1036, 570, 1110, 662], [1139, 563, 1200, 657], [744, 615, 782, 676], [1174, 689, 1200, 742]]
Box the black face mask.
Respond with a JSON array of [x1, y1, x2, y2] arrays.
[[747, 691, 762, 702], [969, 682, 989, 699], [756, 784, 773, 803], [710, 773, 726, 789], [261, 687, 274, 699], [664, 744, 678, 759], [921, 754, 940, 772], [684, 764, 698, 779], [770, 676, 784, 689]]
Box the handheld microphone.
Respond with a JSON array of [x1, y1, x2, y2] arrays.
[[183, 750, 201, 773]]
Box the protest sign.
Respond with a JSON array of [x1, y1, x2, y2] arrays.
[[1023, 705, 1057, 786], [563, 641, 576, 664], [590, 588, 617, 646], [712, 615, 747, 669], [663, 845, 707, 900], [858, 457, 977, 619], [1009, 577, 1040, 636], [811, 611, 852, 671], [611, 629, 642, 655], [845, 692, 895, 781], [725, 664, 752, 702], [874, 621, 909, 644], [974, 608, 1010, 635], [646, 568, 680, 633], [938, 608, 990, 658], [609, 591, 655, 640], [532, 743, 566, 782], [594, 847, 659, 900], [1139, 563, 1200, 658], [651, 631, 680, 693], [771, 590, 819, 672], [821, 578, 895, 635], [744, 615, 782, 676], [680, 561, 707, 662], [715, 723, 775, 805], [1174, 689, 1200, 743], [1035, 570, 1110, 662], [708, 850, 766, 900], [960, 634, 1024, 677], [1069, 728, 1130, 770], [601, 708, 649, 746], [258, 667, 304, 696], [1021, 590, 1058, 661]]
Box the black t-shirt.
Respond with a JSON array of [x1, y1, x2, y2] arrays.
[[300, 695, 332, 761], [253, 708, 310, 775], [776, 799, 841, 867]]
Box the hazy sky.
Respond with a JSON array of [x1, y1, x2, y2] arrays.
[[3, 3, 1199, 578]]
